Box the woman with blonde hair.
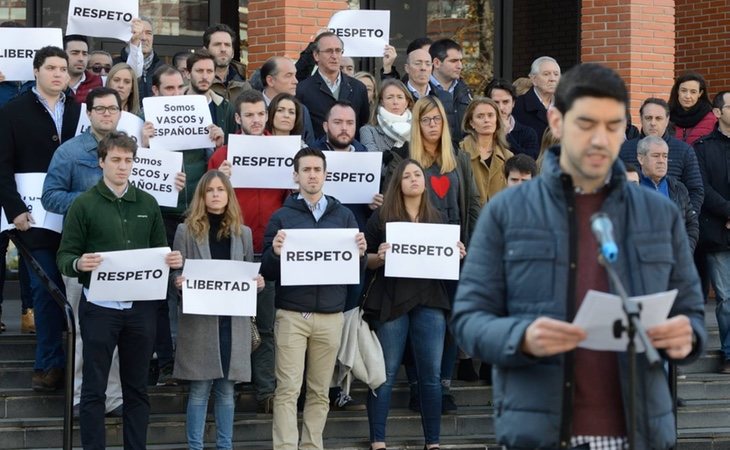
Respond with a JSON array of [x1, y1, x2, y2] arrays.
[[354, 71, 378, 124], [387, 95, 479, 414], [105, 63, 141, 116], [360, 78, 414, 153], [460, 97, 513, 205], [172, 170, 264, 450]]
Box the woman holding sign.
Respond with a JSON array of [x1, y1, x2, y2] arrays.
[[459, 97, 513, 205], [105, 63, 141, 116], [172, 170, 264, 450], [363, 158, 465, 450], [360, 79, 414, 154], [264, 93, 307, 148]]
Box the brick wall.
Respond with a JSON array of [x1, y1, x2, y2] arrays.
[[582, 0, 675, 124], [675, 0, 730, 100], [248, 0, 349, 75], [512, 0, 580, 78]]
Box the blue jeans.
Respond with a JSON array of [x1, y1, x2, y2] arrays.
[[709, 251, 730, 359], [367, 306, 445, 445], [186, 378, 235, 450], [27, 248, 65, 370]]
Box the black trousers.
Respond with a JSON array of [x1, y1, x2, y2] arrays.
[[79, 296, 158, 450]]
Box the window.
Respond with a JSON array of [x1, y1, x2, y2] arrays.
[[0, 0, 27, 24]]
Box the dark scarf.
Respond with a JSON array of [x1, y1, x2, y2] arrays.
[[670, 101, 712, 128]]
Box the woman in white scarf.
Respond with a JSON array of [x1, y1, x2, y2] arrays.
[[360, 79, 414, 152]]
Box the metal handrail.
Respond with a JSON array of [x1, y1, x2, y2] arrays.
[[8, 230, 75, 450]]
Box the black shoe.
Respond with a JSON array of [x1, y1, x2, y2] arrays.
[[106, 405, 123, 417], [331, 392, 366, 411], [156, 364, 178, 386], [720, 360, 730, 374], [0, 305, 5, 333], [441, 394, 457, 415], [479, 363, 492, 384], [457, 358, 479, 382], [257, 395, 274, 414]]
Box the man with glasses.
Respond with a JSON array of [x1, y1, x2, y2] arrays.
[[296, 32, 369, 140], [87, 51, 113, 78], [64, 34, 102, 104]]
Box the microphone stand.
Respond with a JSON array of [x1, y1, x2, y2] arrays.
[[597, 254, 663, 450]]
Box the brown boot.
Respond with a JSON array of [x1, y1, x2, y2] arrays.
[[21, 308, 35, 334], [32, 368, 64, 392]]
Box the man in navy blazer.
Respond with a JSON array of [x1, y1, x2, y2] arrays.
[[296, 32, 369, 141], [512, 56, 561, 142]]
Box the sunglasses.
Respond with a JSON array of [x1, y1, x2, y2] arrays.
[[90, 65, 112, 74]]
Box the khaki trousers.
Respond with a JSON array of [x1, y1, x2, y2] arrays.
[[272, 309, 344, 450]]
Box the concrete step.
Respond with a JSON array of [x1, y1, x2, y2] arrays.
[[0, 334, 37, 361], [0, 381, 493, 419], [677, 373, 730, 400], [0, 406, 495, 449], [678, 400, 730, 429], [679, 350, 723, 375]]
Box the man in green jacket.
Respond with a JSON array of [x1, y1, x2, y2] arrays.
[[57, 131, 182, 449]]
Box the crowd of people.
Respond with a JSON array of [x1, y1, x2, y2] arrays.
[[0, 12, 725, 450]]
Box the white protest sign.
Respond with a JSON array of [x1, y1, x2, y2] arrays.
[[0, 28, 62, 81], [227, 134, 300, 189], [281, 228, 360, 286], [66, 0, 138, 42], [129, 148, 182, 207], [328, 10, 390, 57], [182, 259, 260, 316], [324, 151, 382, 204], [0, 173, 63, 233], [88, 247, 171, 301], [142, 95, 213, 151], [385, 222, 460, 280], [75, 111, 144, 144]]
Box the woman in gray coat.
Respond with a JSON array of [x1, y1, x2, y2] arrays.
[[172, 170, 264, 450]]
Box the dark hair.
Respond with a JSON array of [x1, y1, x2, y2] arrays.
[[429, 38, 462, 62], [266, 93, 303, 135], [203, 23, 235, 48], [639, 97, 670, 117], [98, 131, 137, 161], [152, 65, 182, 89], [485, 78, 517, 100], [172, 51, 192, 68], [85, 87, 122, 112], [553, 63, 628, 115], [33, 46, 68, 70], [313, 32, 343, 52], [504, 154, 537, 179], [186, 48, 215, 72], [713, 90, 730, 109], [379, 158, 442, 224], [624, 163, 639, 174], [293, 147, 326, 172], [325, 100, 355, 121], [406, 37, 432, 55], [0, 21, 22, 27], [669, 72, 711, 112], [233, 89, 265, 113], [261, 56, 289, 88], [63, 34, 88, 49]]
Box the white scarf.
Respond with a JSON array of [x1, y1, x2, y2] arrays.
[[377, 106, 412, 148]]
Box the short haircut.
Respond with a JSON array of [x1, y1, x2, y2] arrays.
[[669, 72, 711, 112], [85, 87, 122, 112], [553, 63, 627, 115], [138, 15, 153, 28], [429, 38, 461, 62], [98, 131, 138, 160], [203, 23, 235, 48], [33, 46, 67, 70], [293, 147, 326, 172], [639, 97, 670, 117], [173, 51, 192, 68], [186, 48, 215, 72], [89, 50, 112, 59], [637, 135, 668, 157], [713, 90, 730, 109], [406, 37, 432, 55], [233, 89, 265, 113], [260, 56, 287, 87], [313, 32, 343, 52], [485, 78, 517, 100], [624, 163, 639, 174], [152, 65, 182, 89], [325, 100, 355, 121], [504, 154, 537, 179], [529, 56, 559, 76], [63, 34, 88, 50]]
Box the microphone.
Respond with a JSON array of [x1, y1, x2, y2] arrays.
[[590, 213, 618, 263]]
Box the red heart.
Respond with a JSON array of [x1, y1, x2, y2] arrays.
[[430, 175, 450, 199]]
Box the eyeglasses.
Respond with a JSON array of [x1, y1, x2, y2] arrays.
[[420, 115, 443, 125], [91, 106, 121, 114], [90, 64, 112, 74], [317, 48, 343, 56]]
